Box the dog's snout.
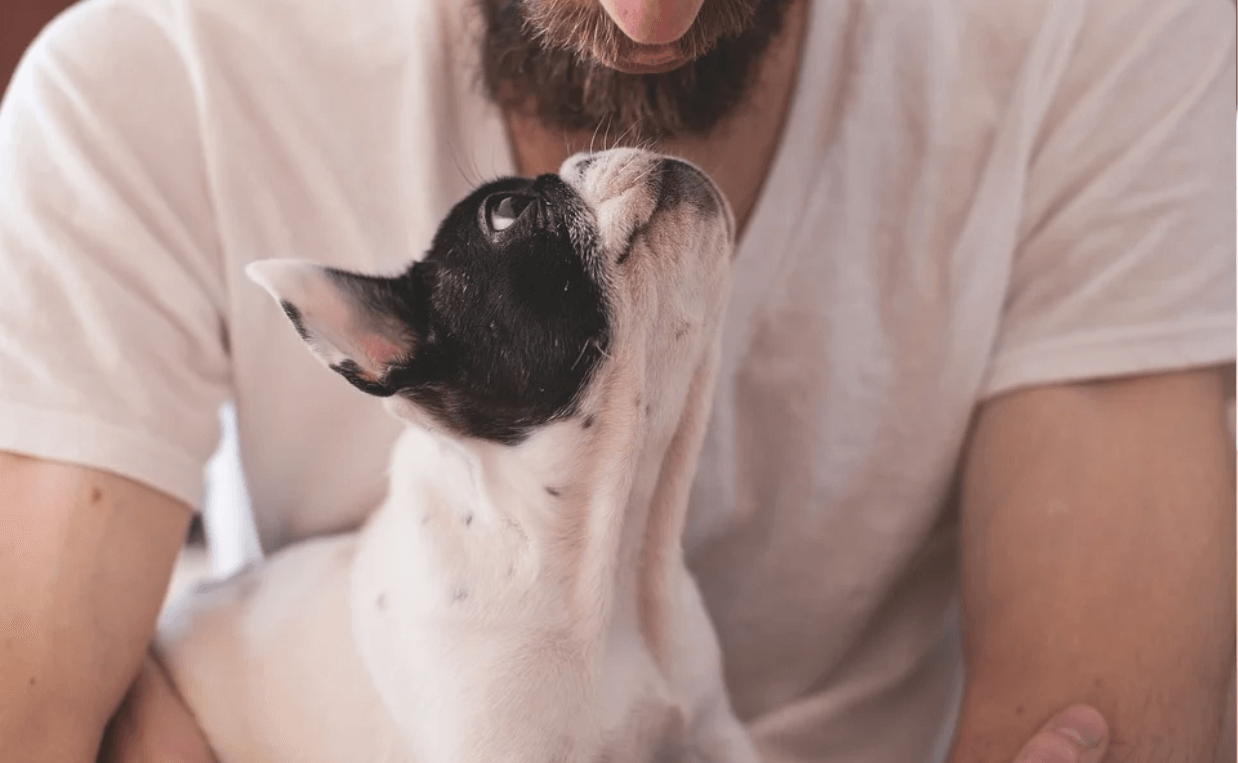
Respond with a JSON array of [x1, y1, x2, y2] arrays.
[[655, 160, 711, 215], [560, 149, 736, 258], [655, 159, 734, 244], [573, 154, 598, 175]]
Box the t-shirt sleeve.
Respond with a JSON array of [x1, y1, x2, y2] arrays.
[[0, 1, 230, 508], [980, 0, 1235, 399]]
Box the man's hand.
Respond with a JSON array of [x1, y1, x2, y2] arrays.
[[99, 655, 217, 763], [1011, 705, 1110, 763]]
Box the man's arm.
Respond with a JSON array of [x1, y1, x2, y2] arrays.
[[0, 451, 191, 761], [948, 367, 1235, 762]]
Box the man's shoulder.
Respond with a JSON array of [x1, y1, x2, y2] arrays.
[[798, 0, 1063, 126], [824, 0, 1197, 94], [11, 0, 486, 186], [799, 0, 1230, 168], [26, 0, 461, 95]]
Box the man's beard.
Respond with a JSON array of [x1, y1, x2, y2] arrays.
[[477, 0, 795, 144]]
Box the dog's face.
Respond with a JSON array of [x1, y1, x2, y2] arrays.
[[249, 149, 734, 444]]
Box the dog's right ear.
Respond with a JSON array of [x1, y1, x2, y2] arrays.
[[246, 260, 424, 396]]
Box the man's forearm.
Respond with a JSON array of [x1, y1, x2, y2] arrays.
[[2, 700, 106, 763]]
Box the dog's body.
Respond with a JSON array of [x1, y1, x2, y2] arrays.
[[156, 149, 756, 763]]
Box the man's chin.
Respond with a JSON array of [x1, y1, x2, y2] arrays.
[[479, 0, 794, 142]]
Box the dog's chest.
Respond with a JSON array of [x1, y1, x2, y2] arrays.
[[353, 427, 536, 614], [344, 428, 682, 763]]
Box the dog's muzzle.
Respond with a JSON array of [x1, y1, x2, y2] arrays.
[[655, 159, 717, 216], [560, 149, 737, 258], [654, 158, 734, 244]]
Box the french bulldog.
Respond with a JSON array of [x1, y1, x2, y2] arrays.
[[156, 148, 757, 763]]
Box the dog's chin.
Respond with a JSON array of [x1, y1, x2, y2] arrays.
[[382, 396, 432, 430]]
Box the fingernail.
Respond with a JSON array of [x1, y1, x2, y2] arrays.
[[1053, 705, 1106, 749]]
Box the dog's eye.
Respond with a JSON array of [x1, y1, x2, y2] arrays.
[[485, 194, 533, 233]]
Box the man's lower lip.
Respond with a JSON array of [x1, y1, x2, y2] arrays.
[[603, 46, 687, 75]]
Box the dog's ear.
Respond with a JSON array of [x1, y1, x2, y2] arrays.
[[246, 259, 421, 396]]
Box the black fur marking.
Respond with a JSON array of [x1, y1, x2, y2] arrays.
[[381, 173, 610, 444], [307, 173, 610, 444], [574, 155, 598, 174], [279, 300, 310, 342], [330, 360, 396, 397], [545, 486, 561, 497]]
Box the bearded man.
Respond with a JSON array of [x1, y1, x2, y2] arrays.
[[0, 1, 1233, 762]]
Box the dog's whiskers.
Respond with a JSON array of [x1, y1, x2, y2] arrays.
[[571, 337, 612, 371], [588, 117, 607, 156], [571, 339, 591, 370], [604, 116, 643, 153], [593, 339, 613, 361], [444, 132, 480, 188]]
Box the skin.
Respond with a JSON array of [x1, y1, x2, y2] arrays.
[[949, 368, 1235, 763], [599, 0, 705, 44], [0, 452, 204, 762], [0, 1, 1232, 762]]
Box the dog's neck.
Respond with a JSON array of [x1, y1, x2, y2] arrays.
[[379, 336, 718, 665], [347, 340, 721, 761]]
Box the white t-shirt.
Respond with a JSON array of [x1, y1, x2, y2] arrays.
[[0, 0, 1233, 760]]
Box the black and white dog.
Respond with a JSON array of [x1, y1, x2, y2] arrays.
[[156, 148, 757, 763]]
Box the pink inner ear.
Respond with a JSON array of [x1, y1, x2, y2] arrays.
[[357, 333, 407, 373]]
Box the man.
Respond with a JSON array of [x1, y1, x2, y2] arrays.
[[0, 0, 1232, 761]]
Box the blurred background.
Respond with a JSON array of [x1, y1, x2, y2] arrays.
[[2, 1, 1234, 760]]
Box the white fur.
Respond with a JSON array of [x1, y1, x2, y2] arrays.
[[156, 149, 755, 763]]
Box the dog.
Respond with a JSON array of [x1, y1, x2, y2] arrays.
[[155, 148, 758, 763]]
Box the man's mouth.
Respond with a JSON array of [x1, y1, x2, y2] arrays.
[[601, 44, 689, 74]]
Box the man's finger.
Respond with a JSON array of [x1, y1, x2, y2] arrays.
[[1012, 704, 1109, 763]]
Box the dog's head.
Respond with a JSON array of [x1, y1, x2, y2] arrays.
[[248, 148, 734, 445]]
